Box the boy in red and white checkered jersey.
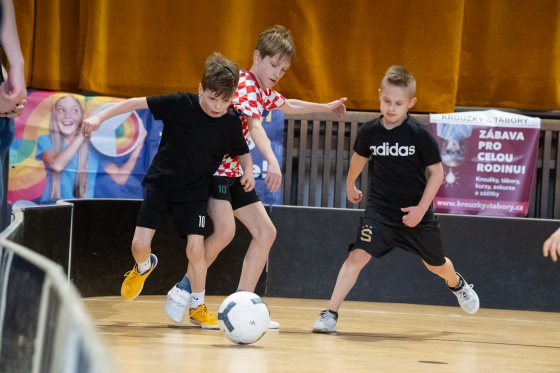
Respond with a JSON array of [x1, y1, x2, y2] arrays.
[[212, 68, 287, 178], [165, 25, 346, 329]]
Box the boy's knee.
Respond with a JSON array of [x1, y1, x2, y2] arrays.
[[256, 223, 276, 243], [348, 249, 371, 267], [186, 243, 205, 262], [215, 225, 236, 244], [131, 238, 150, 255], [266, 225, 277, 242]]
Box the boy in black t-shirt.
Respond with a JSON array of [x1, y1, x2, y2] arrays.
[[82, 53, 253, 329], [312, 66, 479, 333]]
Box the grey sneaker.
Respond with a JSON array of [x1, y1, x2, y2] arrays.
[[312, 310, 337, 333], [165, 284, 190, 323], [451, 273, 480, 314]]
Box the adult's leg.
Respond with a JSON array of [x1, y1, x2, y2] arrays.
[[423, 258, 459, 287], [326, 248, 371, 312], [233, 201, 276, 292]]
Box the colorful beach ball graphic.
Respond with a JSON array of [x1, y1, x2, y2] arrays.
[[89, 103, 143, 157]]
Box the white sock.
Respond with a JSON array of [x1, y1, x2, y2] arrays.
[[136, 257, 152, 274], [191, 291, 205, 309]]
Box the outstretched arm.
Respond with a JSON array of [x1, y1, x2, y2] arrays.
[[0, 0, 26, 117], [401, 162, 444, 227], [346, 153, 368, 204], [543, 228, 560, 262], [247, 115, 281, 192], [82, 97, 148, 137], [238, 153, 255, 192], [279, 98, 347, 118]]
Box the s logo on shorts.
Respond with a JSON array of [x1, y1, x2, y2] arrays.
[[360, 225, 373, 242]]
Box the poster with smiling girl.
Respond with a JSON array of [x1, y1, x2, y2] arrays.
[[8, 91, 159, 206]]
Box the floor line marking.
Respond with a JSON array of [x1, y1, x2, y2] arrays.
[[83, 298, 560, 325]]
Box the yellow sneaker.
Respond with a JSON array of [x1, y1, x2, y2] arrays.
[[189, 304, 219, 329], [120, 254, 158, 300]]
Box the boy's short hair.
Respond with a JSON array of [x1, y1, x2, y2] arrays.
[[256, 25, 296, 63], [381, 65, 416, 97], [201, 53, 240, 99]]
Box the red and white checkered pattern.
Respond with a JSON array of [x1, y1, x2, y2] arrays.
[[215, 69, 285, 177]]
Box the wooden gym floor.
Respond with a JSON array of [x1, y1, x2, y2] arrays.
[[84, 295, 560, 373]]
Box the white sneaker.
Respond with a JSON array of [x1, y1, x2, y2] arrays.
[[312, 310, 337, 333], [451, 273, 480, 314], [165, 284, 190, 323], [269, 320, 280, 329]]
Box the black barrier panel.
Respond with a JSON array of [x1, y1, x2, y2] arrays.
[[267, 206, 360, 299], [4, 216, 24, 244], [69, 199, 266, 297], [0, 255, 44, 372], [15, 205, 72, 274], [437, 214, 560, 312], [268, 206, 560, 312]]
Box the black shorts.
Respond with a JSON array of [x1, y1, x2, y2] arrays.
[[209, 176, 260, 210], [136, 189, 208, 237], [349, 212, 446, 266]]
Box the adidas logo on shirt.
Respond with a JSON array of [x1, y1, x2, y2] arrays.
[[370, 143, 416, 156]]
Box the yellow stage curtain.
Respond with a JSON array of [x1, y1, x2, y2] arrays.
[[12, 0, 560, 113], [457, 0, 560, 110]]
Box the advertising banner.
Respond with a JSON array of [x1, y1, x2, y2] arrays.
[[247, 109, 284, 206], [9, 91, 284, 207], [429, 110, 540, 217]]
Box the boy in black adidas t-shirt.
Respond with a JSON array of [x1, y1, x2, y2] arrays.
[[312, 66, 480, 333], [81, 53, 253, 329]]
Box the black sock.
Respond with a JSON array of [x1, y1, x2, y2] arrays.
[[325, 310, 339, 320], [449, 274, 464, 291]]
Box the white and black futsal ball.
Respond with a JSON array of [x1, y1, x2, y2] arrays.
[[218, 291, 270, 344]]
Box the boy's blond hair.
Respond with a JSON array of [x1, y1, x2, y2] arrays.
[[381, 65, 416, 97], [201, 52, 240, 99], [256, 25, 296, 63]]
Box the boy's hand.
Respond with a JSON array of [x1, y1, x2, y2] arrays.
[[401, 206, 424, 227], [543, 228, 560, 262], [327, 98, 347, 118], [265, 160, 282, 192], [240, 171, 256, 192], [347, 185, 363, 204], [81, 115, 102, 138]]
